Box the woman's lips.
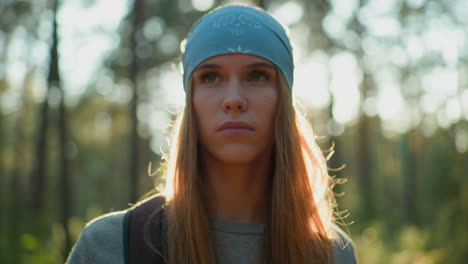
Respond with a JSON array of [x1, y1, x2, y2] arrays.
[[218, 121, 254, 136], [219, 128, 254, 136]]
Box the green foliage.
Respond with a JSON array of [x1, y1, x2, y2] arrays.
[[354, 224, 447, 264]]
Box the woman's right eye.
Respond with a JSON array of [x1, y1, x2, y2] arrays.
[[200, 72, 219, 83]]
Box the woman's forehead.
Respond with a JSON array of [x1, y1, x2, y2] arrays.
[[200, 53, 274, 66]]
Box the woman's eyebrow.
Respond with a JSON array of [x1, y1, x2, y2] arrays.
[[247, 62, 275, 70], [194, 63, 220, 71]]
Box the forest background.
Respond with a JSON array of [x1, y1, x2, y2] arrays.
[[0, 0, 467, 263]]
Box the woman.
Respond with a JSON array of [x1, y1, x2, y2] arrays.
[[67, 4, 357, 264]]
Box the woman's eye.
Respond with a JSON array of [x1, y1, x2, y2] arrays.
[[249, 70, 268, 82], [200, 72, 219, 83]]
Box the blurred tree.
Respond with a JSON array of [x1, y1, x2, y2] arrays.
[[31, 20, 50, 213], [257, 0, 266, 9], [30, 0, 72, 258], [129, 0, 146, 203], [51, 0, 72, 257], [349, 0, 377, 223]]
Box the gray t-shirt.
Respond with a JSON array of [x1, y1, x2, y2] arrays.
[[66, 211, 357, 263]]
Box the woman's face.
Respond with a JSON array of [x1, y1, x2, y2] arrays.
[[192, 54, 278, 164]]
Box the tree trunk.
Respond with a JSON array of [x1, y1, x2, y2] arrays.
[[402, 130, 419, 224], [258, 0, 266, 9], [31, 44, 50, 210], [48, 0, 72, 258], [0, 99, 8, 262], [346, 0, 375, 222], [357, 72, 374, 221], [357, 113, 373, 218], [129, 0, 146, 202]]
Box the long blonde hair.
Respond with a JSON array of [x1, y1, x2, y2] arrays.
[[158, 74, 339, 263]]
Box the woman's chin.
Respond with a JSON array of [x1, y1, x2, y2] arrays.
[[213, 145, 262, 164]]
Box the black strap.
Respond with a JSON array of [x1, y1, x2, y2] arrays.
[[124, 195, 167, 264]]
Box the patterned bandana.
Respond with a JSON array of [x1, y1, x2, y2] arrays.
[[181, 5, 294, 91]]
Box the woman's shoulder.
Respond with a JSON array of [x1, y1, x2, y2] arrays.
[[66, 210, 127, 264], [83, 210, 126, 234], [331, 224, 358, 264]]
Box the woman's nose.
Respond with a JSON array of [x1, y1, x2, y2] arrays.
[[222, 79, 248, 113]]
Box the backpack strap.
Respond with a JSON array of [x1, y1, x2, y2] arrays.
[[123, 195, 167, 264]]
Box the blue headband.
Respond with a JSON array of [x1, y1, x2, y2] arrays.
[[182, 5, 294, 91]]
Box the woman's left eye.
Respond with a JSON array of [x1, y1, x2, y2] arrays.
[[249, 70, 269, 82], [200, 72, 219, 83]]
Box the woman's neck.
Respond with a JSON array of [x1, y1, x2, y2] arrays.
[[201, 153, 272, 224]]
